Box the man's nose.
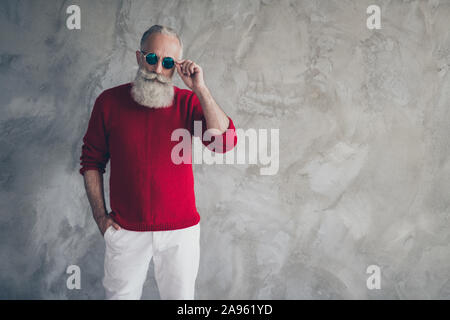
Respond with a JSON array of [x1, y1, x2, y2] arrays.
[[154, 59, 163, 74]]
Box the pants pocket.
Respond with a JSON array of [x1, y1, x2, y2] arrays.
[[104, 225, 114, 241]]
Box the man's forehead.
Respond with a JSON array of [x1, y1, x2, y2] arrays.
[[143, 33, 181, 58]]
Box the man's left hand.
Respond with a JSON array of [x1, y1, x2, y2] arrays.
[[175, 59, 206, 92]]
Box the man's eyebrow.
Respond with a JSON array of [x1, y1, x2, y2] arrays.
[[143, 49, 174, 57]]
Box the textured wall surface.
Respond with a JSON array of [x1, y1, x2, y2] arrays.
[[1, 0, 449, 299]]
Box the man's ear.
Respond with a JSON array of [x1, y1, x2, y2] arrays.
[[135, 50, 141, 66]]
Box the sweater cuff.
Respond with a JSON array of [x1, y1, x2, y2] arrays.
[[204, 116, 237, 153], [79, 166, 106, 176]]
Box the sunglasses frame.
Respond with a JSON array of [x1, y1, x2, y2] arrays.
[[140, 51, 175, 69]]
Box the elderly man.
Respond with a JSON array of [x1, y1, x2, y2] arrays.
[[79, 25, 237, 300]]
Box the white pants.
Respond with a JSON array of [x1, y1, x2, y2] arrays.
[[102, 222, 200, 300]]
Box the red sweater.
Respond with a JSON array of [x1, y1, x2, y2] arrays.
[[79, 83, 237, 231]]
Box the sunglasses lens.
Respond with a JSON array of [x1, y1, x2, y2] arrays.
[[146, 53, 157, 65], [162, 57, 174, 69]]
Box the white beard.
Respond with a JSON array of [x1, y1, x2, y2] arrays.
[[130, 68, 174, 108]]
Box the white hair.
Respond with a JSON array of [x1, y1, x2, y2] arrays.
[[140, 24, 183, 59]]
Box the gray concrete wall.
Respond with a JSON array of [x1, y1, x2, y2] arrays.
[[0, 0, 449, 299]]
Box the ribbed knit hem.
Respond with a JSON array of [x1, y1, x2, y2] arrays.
[[109, 211, 201, 231]]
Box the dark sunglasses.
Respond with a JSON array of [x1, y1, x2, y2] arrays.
[[140, 51, 175, 69]]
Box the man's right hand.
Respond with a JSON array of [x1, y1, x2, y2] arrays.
[[97, 215, 121, 236]]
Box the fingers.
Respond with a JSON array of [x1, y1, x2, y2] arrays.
[[112, 222, 121, 230], [182, 61, 191, 76], [176, 61, 187, 76], [105, 216, 121, 230], [175, 62, 183, 75], [175, 60, 188, 75], [176, 59, 199, 77]]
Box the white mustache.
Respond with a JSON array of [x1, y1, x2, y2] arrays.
[[138, 68, 171, 84]]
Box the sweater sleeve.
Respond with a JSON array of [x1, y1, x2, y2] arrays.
[[188, 91, 238, 153], [79, 93, 110, 175]]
